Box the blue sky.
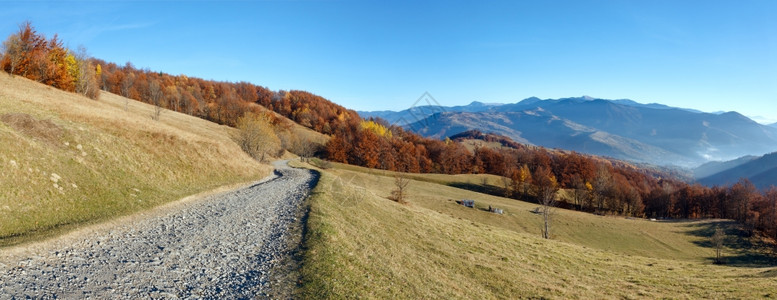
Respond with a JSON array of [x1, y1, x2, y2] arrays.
[[2, 0, 776, 123]]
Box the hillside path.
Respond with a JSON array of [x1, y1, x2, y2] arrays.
[[0, 160, 317, 299]]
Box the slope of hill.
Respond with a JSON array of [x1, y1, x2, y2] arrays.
[[409, 110, 688, 165], [0, 73, 271, 246], [298, 161, 777, 298], [374, 97, 777, 167], [693, 155, 759, 179], [770, 122, 777, 128], [698, 152, 777, 190], [449, 130, 526, 150]]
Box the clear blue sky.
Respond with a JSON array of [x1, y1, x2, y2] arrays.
[[2, 0, 776, 123]]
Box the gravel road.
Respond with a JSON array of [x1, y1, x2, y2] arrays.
[[0, 160, 318, 299]]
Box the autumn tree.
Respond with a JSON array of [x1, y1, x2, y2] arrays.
[[291, 135, 320, 162], [439, 140, 471, 174], [511, 164, 532, 198], [73, 47, 99, 99], [395, 140, 421, 173], [711, 225, 725, 264], [501, 174, 512, 197], [645, 182, 676, 218], [569, 174, 591, 210], [235, 112, 281, 162], [475, 147, 506, 175], [353, 129, 381, 168], [0, 30, 23, 75], [534, 166, 559, 239], [165, 85, 181, 112], [608, 173, 631, 214], [120, 66, 135, 98], [389, 175, 411, 203], [765, 188, 777, 245], [0, 22, 46, 78], [1, 22, 97, 99], [729, 178, 757, 224], [377, 138, 397, 171], [624, 186, 644, 217], [180, 88, 198, 115], [43, 35, 74, 91], [592, 165, 614, 213], [149, 79, 163, 120], [325, 134, 350, 163]]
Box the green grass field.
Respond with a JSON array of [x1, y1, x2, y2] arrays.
[[0, 74, 272, 246], [298, 161, 777, 299]]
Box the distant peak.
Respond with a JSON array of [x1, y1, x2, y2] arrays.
[[465, 100, 503, 108], [517, 97, 542, 105], [721, 111, 744, 117], [582, 95, 595, 100]]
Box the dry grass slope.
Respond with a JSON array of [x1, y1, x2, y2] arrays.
[[299, 161, 777, 299], [0, 73, 271, 246]]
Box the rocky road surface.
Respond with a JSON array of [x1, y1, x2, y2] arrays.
[[0, 160, 317, 299]]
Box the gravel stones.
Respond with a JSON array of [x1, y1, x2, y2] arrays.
[[0, 160, 316, 299]]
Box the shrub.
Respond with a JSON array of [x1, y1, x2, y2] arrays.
[[235, 112, 281, 162]]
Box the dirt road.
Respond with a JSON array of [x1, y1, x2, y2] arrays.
[[0, 160, 317, 299]]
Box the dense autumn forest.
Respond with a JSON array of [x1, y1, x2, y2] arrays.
[[2, 23, 776, 244]]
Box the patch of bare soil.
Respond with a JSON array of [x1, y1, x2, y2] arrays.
[[0, 113, 64, 146]]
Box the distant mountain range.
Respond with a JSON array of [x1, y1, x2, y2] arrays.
[[770, 122, 777, 128], [693, 155, 759, 179], [696, 152, 777, 190], [359, 97, 777, 167]]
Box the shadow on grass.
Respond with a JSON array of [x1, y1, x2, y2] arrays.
[[755, 268, 777, 278], [447, 182, 540, 204], [448, 182, 508, 197], [683, 220, 777, 268]]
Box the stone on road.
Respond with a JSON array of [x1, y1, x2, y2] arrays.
[[0, 160, 317, 299]]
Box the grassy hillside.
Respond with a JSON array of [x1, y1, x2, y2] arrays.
[[0, 73, 272, 246], [458, 138, 511, 152], [298, 161, 777, 298]]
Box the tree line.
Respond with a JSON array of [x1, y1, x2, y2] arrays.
[[326, 124, 776, 243], [2, 22, 775, 245], [1, 22, 99, 99]]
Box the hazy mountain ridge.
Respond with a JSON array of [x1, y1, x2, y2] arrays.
[[693, 155, 759, 179], [697, 152, 777, 190], [360, 97, 777, 167], [409, 110, 686, 165], [358, 101, 498, 125]]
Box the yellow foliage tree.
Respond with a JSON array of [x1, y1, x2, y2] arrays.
[[235, 112, 281, 162], [65, 53, 79, 86], [360, 120, 392, 138], [519, 164, 532, 197]]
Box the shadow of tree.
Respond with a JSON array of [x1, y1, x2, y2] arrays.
[[755, 268, 777, 278], [447, 182, 539, 204], [683, 220, 777, 267]]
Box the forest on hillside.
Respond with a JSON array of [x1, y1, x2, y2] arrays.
[[2, 22, 775, 246]]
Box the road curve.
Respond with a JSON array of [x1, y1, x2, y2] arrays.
[[0, 160, 317, 299]]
